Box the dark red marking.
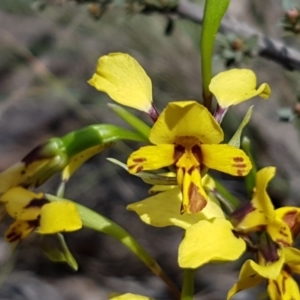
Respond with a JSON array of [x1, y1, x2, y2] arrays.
[[231, 203, 255, 224], [232, 164, 247, 168], [136, 166, 143, 173], [24, 198, 49, 209], [237, 170, 244, 176], [188, 183, 207, 213], [191, 144, 202, 162], [233, 157, 244, 162], [174, 144, 185, 162], [132, 158, 146, 163]]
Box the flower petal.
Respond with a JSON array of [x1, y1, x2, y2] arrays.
[[178, 218, 246, 268], [5, 220, 37, 243], [1, 187, 47, 221], [38, 201, 82, 234], [109, 293, 153, 300], [227, 260, 264, 300], [201, 144, 252, 176], [127, 187, 223, 229], [267, 270, 300, 300], [0, 163, 27, 195], [276, 206, 300, 240], [178, 166, 207, 214], [149, 101, 223, 145], [209, 69, 271, 108], [127, 145, 175, 174], [88, 53, 153, 112], [234, 167, 276, 231], [283, 247, 300, 273]]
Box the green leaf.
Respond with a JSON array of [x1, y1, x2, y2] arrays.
[[107, 158, 177, 185], [228, 106, 253, 148], [41, 233, 78, 271], [108, 104, 151, 140], [45, 194, 180, 299], [201, 0, 230, 111]]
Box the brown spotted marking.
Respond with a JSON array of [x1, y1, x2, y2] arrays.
[[233, 157, 244, 162], [136, 166, 144, 173], [191, 144, 202, 163], [272, 280, 281, 296], [132, 158, 147, 163], [174, 144, 185, 162], [232, 164, 247, 169], [188, 182, 207, 213]]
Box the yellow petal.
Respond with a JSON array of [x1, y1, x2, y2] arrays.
[[0, 163, 27, 195], [149, 101, 223, 145], [178, 166, 207, 214], [63, 144, 113, 181], [5, 220, 37, 243], [109, 293, 153, 300], [1, 187, 46, 220], [127, 187, 223, 229], [283, 247, 300, 273], [178, 218, 246, 268], [234, 167, 276, 231], [127, 144, 175, 174], [267, 270, 300, 300], [88, 53, 153, 112], [275, 206, 300, 239], [201, 144, 252, 176], [209, 69, 271, 108], [267, 219, 292, 246], [38, 201, 82, 234], [227, 260, 264, 300]]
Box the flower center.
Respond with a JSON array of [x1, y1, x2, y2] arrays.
[[174, 136, 202, 169]]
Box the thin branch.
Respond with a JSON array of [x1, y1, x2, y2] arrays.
[[176, 0, 300, 71]]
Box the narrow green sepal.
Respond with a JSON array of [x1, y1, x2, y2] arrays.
[[228, 106, 253, 148]]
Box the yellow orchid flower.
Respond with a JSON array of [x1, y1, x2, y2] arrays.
[[231, 167, 293, 246], [88, 53, 156, 115], [227, 247, 300, 300], [128, 174, 246, 269], [109, 293, 153, 300], [0, 187, 82, 243], [127, 101, 252, 214], [209, 69, 271, 108]]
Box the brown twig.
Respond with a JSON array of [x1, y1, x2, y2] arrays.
[[176, 0, 300, 71]]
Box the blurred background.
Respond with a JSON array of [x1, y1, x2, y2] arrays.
[[0, 0, 300, 299]]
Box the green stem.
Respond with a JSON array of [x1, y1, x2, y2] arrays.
[[46, 194, 180, 300], [200, 0, 230, 112], [181, 269, 195, 300]]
